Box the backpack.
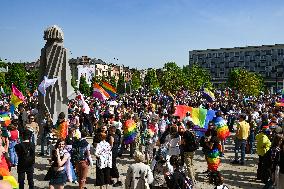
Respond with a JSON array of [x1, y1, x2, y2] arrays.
[[183, 130, 199, 152], [71, 139, 89, 164], [22, 144, 35, 166], [166, 171, 193, 189]]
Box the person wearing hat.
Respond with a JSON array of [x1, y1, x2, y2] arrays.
[[256, 126, 272, 180]]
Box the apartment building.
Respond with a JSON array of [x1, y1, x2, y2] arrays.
[[189, 44, 284, 90]]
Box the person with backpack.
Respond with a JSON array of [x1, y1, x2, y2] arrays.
[[125, 151, 154, 189], [180, 121, 198, 185], [211, 172, 229, 189], [165, 155, 193, 189], [15, 129, 35, 189], [72, 130, 92, 189]]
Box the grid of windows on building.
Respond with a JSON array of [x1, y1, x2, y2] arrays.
[[189, 44, 284, 91]]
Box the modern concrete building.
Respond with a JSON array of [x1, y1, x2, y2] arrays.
[[189, 44, 284, 90]]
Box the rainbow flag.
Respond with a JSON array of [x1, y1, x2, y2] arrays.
[[174, 105, 215, 130], [203, 88, 215, 102], [0, 112, 11, 126], [124, 119, 137, 145], [93, 83, 110, 101], [206, 148, 221, 171], [214, 116, 230, 140], [276, 102, 284, 107], [102, 81, 117, 98], [10, 84, 25, 113]]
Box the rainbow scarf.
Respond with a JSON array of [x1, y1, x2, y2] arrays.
[[207, 148, 221, 171], [56, 120, 68, 140], [124, 119, 137, 144], [102, 81, 117, 98], [214, 116, 230, 140], [0, 112, 11, 126]]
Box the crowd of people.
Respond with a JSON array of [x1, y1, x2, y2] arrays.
[[0, 88, 283, 189]]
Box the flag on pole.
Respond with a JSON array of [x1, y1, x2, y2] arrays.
[[93, 83, 110, 101], [202, 88, 215, 102], [10, 84, 25, 113], [38, 76, 58, 96], [77, 92, 90, 114], [101, 81, 117, 98]]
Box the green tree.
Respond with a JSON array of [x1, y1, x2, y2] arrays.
[[79, 75, 90, 96], [131, 70, 141, 90], [183, 64, 212, 92], [228, 68, 263, 96], [109, 76, 117, 88], [160, 62, 185, 93], [71, 77, 78, 91], [6, 63, 27, 94], [117, 73, 125, 94], [144, 69, 159, 91]]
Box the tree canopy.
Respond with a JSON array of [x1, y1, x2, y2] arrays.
[[144, 69, 159, 91], [79, 75, 90, 96], [228, 68, 263, 96]]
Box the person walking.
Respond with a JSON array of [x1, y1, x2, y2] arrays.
[[40, 112, 53, 156], [15, 129, 35, 189], [8, 124, 19, 167], [256, 126, 272, 181], [73, 130, 92, 189], [26, 115, 39, 146], [125, 151, 154, 189], [49, 139, 70, 189], [232, 114, 250, 165], [95, 132, 112, 189], [180, 121, 198, 184], [108, 125, 122, 187]]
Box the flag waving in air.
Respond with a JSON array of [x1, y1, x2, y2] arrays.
[[38, 76, 58, 96], [101, 81, 117, 98], [10, 84, 25, 113], [93, 83, 110, 101], [76, 92, 90, 114]]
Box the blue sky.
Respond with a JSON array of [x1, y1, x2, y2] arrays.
[[1, 0, 284, 69]]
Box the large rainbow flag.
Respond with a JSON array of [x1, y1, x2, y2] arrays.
[[174, 105, 216, 131], [10, 84, 25, 113], [124, 119, 137, 144], [101, 81, 117, 98], [93, 83, 110, 101]]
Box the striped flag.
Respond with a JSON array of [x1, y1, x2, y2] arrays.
[[93, 83, 110, 101], [10, 84, 25, 113], [101, 81, 117, 98], [202, 88, 215, 102]]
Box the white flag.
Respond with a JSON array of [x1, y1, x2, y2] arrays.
[[38, 76, 58, 96], [77, 92, 90, 114]]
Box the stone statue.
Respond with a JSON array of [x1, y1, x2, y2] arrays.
[[38, 25, 75, 123]]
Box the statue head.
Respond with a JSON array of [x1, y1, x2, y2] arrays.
[[44, 25, 64, 42]]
